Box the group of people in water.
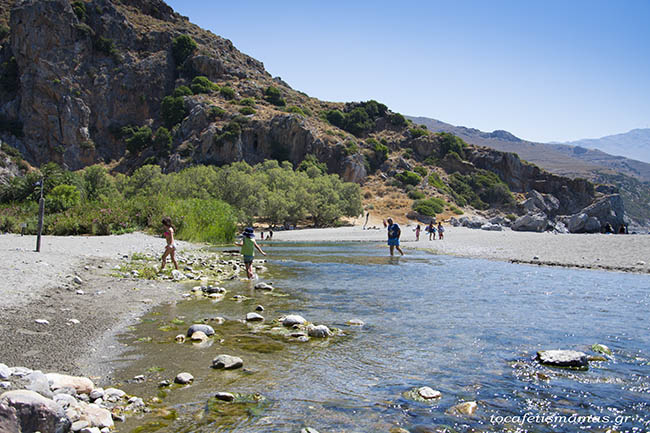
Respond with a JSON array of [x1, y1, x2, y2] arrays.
[[159, 215, 446, 274]]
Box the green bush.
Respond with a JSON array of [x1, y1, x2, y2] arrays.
[[506, 213, 517, 221], [172, 34, 197, 65], [264, 86, 286, 106], [209, 106, 226, 120], [239, 98, 256, 107], [409, 128, 428, 138], [168, 198, 237, 244], [413, 166, 427, 177], [325, 109, 345, 128], [239, 106, 256, 115], [408, 190, 425, 200], [450, 205, 464, 215], [161, 96, 187, 128], [191, 76, 219, 94], [72, 1, 86, 21], [286, 105, 306, 116], [448, 169, 514, 209], [93, 36, 117, 56], [428, 171, 446, 190], [46, 184, 81, 213], [389, 113, 407, 127], [344, 107, 374, 136], [395, 171, 421, 186], [172, 85, 193, 97], [214, 121, 241, 145], [437, 132, 466, 159], [153, 126, 172, 155], [0, 24, 9, 40], [297, 154, 327, 175], [123, 126, 153, 153], [220, 86, 236, 100], [412, 197, 446, 216], [345, 140, 359, 155]]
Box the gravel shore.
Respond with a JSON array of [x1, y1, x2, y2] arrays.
[[272, 225, 650, 273]]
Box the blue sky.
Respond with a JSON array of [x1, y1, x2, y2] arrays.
[[166, 1, 650, 143]]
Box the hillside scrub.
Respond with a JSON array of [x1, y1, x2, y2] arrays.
[[0, 160, 363, 240], [448, 170, 515, 209]]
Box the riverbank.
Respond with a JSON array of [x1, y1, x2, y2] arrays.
[[0, 233, 206, 381], [272, 225, 650, 273]]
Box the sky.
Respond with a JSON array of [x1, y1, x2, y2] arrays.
[[165, 0, 650, 143]]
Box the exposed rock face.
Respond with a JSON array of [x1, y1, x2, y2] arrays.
[[511, 212, 548, 232]]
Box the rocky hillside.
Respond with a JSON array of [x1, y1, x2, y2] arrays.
[[0, 0, 628, 233], [409, 115, 649, 228]]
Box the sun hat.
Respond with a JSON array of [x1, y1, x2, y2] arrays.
[[242, 227, 255, 238]]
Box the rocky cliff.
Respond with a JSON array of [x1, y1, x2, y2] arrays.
[[0, 0, 627, 232]]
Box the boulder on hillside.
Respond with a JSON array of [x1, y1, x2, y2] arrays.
[[511, 212, 548, 232]]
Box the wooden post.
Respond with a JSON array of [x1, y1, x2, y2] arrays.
[[36, 178, 44, 252]]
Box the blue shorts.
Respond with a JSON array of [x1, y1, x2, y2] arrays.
[[388, 238, 400, 246], [243, 255, 254, 264]]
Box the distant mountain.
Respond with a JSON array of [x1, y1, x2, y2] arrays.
[[560, 129, 650, 164], [407, 116, 650, 227]]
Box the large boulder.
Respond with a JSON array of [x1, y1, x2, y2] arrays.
[[511, 213, 548, 232], [46, 373, 94, 395], [0, 390, 70, 433], [536, 350, 588, 369]]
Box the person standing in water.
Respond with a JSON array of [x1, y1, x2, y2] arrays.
[[235, 227, 267, 279], [160, 217, 179, 272], [383, 217, 404, 256]]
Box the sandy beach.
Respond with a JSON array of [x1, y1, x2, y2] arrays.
[[1, 226, 648, 379]]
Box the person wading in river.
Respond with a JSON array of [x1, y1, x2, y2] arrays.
[[235, 227, 267, 279], [383, 217, 404, 256]]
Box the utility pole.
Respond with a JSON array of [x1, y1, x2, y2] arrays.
[[36, 177, 44, 252]]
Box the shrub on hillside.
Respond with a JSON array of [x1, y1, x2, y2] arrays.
[[172, 34, 197, 65], [239, 106, 256, 115], [46, 184, 80, 213], [214, 121, 241, 145], [239, 98, 256, 107], [172, 85, 193, 97], [208, 106, 226, 120], [408, 190, 425, 200], [153, 126, 172, 155], [286, 105, 306, 116], [264, 86, 286, 106], [409, 128, 428, 138], [191, 76, 219, 94], [325, 110, 345, 128], [161, 96, 187, 128], [93, 36, 118, 57], [220, 86, 236, 100], [437, 132, 467, 159], [395, 170, 421, 186], [0, 24, 9, 40], [412, 197, 446, 216], [124, 126, 153, 153], [72, 1, 86, 21], [413, 166, 427, 177]]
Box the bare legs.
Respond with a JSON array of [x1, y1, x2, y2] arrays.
[[389, 245, 405, 256], [160, 247, 178, 271]]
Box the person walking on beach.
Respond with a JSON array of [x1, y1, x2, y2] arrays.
[[363, 211, 370, 230], [383, 217, 404, 256], [415, 224, 421, 241], [235, 227, 267, 279], [428, 221, 436, 240], [160, 217, 179, 272], [437, 221, 445, 240]]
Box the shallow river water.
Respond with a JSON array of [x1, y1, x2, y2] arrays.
[[111, 243, 650, 433]]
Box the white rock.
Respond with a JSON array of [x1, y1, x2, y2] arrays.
[[246, 312, 264, 322], [447, 401, 478, 416], [80, 427, 101, 433], [0, 363, 10, 380], [282, 314, 306, 327], [89, 388, 104, 401], [214, 392, 235, 402], [71, 420, 90, 431], [68, 319, 81, 325], [418, 386, 442, 399], [536, 350, 588, 368], [171, 270, 184, 280], [191, 331, 208, 342], [76, 290, 85, 295], [35, 319, 50, 325], [254, 282, 273, 291], [175, 334, 186, 343], [46, 373, 95, 395], [0, 381, 10, 389], [73, 276, 83, 284], [54, 393, 79, 409], [103, 388, 126, 401], [174, 372, 194, 384], [346, 319, 365, 326], [81, 404, 114, 428]]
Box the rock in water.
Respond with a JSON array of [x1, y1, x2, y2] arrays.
[[174, 372, 194, 384], [0, 390, 70, 433], [245, 312, 264, 322], [346, 319, 365, 326], [282, 315, 306, 327], [307, 325, 332, 338], [214, 392, 235, 402], [417, 386, 441, 400], [212, 355, 243, 370], [254, 282, 273, 291], [536, 350, 588, 369], [447, 401, 478, 416], [591, 344, 613, 356], [186, 324, 215, 337], [191, 331, 208, 342], [46, 373, 94, 394]]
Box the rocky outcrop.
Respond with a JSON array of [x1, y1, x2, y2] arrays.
[[511, 212, 548, 232]]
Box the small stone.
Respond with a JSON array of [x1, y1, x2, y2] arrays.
[[171, 270, 184, 280], [103, 388, 126, 401], [636, 260, 646, 266], [591, 344, 613, 356], [536, 350, 589, 369], [212, 355, 243, 370], [158, 380, 171, 387], [80, 426, 102, 433], [191, 331, 208, 342], [346, 319, 365, 326], [0, 381, 10, 389], [307, 325, 332, 338], [447, 401, 478, 416], [255, 305, 264, 312], [68, 319, 81, 325], [246, 312, 264, 322], [35, 319, 50, 325], [174, 372, 194, 384], [89, 388, 104, 400], [282, 314, 306, 327], [254, 282, 273, 291], [588, 355, 608, 362], [533, 256, 540, 260], [186, 324, 215, 337], [76, 290, 85, 295], [301, 428, 320, 433], [175, 334, 186, 343], [73, 276, 83, 284], [417, 386, 442, 400], [214, 392, 235, 402], [71, 420, 90, 431], [133, 374, 145, 382]]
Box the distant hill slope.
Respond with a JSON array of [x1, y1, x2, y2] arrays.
[[407, 116, 650, 227], [560, 129, 650, 164]]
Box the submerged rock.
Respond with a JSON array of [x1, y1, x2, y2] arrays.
[[212, 355, 243, 370], [591, 344, 612, 356], [254, 282, 274, 291], [174, 373, 194, 385], [536, 350, 588, 369], [346, 319, 365, 326], [186, 324, 215, 337], [282, 315, 306, 327], [447, 401, 478, 417], [417, 386, 442, 400]]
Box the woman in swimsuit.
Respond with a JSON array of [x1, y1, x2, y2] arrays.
[[160, 217, 179, 272]]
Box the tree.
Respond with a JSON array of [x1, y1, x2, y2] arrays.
[[161, 96, 187, 128], [172, 34, 197, 65]]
